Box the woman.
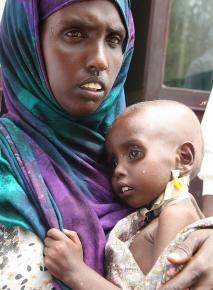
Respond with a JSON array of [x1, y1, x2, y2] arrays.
[[0, 0, 212, 289], [0, 0, 133, 288]]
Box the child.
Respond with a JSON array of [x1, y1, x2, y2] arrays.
[[44, 100, 204, 289]]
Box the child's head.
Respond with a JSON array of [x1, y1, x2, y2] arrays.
[[105, 100, 203, 209]]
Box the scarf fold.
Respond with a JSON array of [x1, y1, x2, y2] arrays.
[[0, 0, 135, 286]]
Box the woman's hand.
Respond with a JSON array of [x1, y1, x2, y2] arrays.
[[44, 228, 84, 284], [161, 229, 213, 289]]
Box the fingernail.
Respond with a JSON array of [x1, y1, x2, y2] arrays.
[[168, 253, 181, 260]]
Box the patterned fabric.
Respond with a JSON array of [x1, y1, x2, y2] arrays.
[[0, 0, 134, 288], [140, 176, 190, 223], [106, 217, 213, 290], [0, 225, 53, 289], [105, 179, 204, 289]]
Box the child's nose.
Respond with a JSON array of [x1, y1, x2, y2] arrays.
[[114, 161, 127, 178]]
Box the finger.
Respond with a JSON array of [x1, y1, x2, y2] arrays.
[[43, 246, 50, 256], [63, 229, 82, 245], [167, 230, 205, 264], [44, 255, 58, 274], [190, 281, 212, 290], [44, 237, 55, 247], [160, 266, 194, 289], [167, 249, 190, 264], [161, 253, 206, 290], [47, 228, 66, 240], [43, 243, 61, 257]]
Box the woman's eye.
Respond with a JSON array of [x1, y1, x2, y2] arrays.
[[129, 149, 143, 160], [107, 34, 122, 47], [64, 30, 84, 39]]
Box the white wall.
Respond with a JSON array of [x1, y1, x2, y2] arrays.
[[0, 0, 6, 20]]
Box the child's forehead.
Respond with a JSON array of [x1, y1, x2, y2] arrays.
[[110, 107, 180, 142], [109, 111, 155, 138], [114, 108, 155, 129], [112, 112, 141, 131]]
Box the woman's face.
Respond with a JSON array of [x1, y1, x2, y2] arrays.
[[40, 0, 126, 116]]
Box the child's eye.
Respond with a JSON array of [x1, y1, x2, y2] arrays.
[[111, 159, 118, 169], [128, 148, 144, 160], [107, 157, 117, 173]]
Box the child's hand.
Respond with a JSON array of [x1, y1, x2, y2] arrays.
[[44, 228, 84, 283]]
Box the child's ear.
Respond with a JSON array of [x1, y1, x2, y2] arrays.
[[175, 142, 195, 176]]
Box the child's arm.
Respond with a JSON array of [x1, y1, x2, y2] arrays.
[[152, 198, 201, 266], [44, 228, 120, 290]]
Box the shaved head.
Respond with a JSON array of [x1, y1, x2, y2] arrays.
[[109, 100, 203, 179]]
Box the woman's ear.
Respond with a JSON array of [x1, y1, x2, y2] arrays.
[[175, 142, 195, 176]]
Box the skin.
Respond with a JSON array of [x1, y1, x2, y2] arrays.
[[45, 227, 213, 290], [162, 229, 213, 290], [106, 102, 203, 273], [107, 108, 182, 208], [40, 0, 126, 116], [39, 0, 213, 286], [44, 101, 210, 289], [202, 196, 213, 217], [44, 228, 120, 290]]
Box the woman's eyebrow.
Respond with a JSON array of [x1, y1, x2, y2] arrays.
[[108, 25, 126, 37], [56, 17, 85, 28], [57, 17, 126, 36]]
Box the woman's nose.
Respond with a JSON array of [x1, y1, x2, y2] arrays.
[[86, 42, 108, 74]]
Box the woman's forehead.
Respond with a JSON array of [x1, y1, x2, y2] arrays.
[[42, 1, 124, 29], [39, 0, 121, 22], [38, 0, 131, 52]]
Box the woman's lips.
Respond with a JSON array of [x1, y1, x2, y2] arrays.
[[80, 76, 105, 92], [78, 77, 106, 101], [80, 82, 103, 92]]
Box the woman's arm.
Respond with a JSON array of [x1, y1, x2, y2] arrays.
[[161, 227, 213, 289], [44, 228, 120, 290]]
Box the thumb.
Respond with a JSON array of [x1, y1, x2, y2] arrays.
[[167, 251, 190, 264], [63, 229, 82, 245], [167, 230, 203, 264]]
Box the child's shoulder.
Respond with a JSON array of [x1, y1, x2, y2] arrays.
[[159, 195, 203, 224]]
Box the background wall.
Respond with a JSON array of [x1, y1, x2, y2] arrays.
[[0, 0, 6, 20]]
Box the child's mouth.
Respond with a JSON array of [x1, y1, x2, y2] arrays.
[[121, 186, 133, 193]]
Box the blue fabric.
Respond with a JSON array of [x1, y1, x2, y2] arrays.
[[0, 0, 135, 288]]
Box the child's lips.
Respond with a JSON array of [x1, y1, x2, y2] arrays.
[[121, 186, 133, 193], [117, 185, 134, 197]]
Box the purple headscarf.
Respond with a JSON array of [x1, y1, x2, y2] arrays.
[[0, 0, 135, 288]]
